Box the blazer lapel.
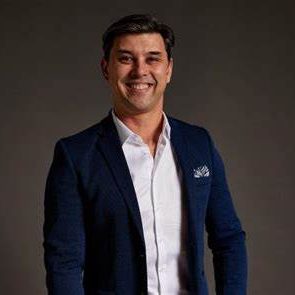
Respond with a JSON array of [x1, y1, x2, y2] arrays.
[[95, 113, 209, 254], [96, 112, 145, 246], [169, 117, 213, 292], [169, 117, 209, 244]]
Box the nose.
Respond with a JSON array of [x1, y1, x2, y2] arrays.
[[130, 58, 148, 78]]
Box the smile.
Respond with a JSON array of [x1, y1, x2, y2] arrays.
[[125, 83, 153, 90]]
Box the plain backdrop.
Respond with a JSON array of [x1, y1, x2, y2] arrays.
[[1, 0, 294, 294]]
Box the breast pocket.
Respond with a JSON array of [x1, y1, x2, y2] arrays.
[[193, 176, 211, 186]]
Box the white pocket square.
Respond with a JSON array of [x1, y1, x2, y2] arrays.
[[193, 165, 210, 178]]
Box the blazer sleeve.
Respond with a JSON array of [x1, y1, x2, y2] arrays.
[[204, 132, 248, 295], [43, 139, 85, 295]]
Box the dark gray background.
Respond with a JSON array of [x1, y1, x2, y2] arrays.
[[1, 0, 294, 294]]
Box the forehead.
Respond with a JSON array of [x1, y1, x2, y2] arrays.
[[111, 33, 166, 55]]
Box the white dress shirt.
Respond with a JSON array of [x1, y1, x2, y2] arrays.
[[112, 110, 190, 295]]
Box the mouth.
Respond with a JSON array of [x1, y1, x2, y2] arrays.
[[125, 82, 154, 91]]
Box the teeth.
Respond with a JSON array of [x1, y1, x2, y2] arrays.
[[127, 83, 150, 89]]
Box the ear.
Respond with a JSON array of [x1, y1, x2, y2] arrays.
[[100, 58, 109, 80], [166, 58, 173, 83]]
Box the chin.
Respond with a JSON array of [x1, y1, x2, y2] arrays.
[[120, 100, 152, 114], [133, 97, 159, 110], [115, 91, 161, 114]]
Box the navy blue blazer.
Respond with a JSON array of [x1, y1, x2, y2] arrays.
[[43, 111, 247, 295]]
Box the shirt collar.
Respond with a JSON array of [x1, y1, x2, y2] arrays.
[[111, 108, 171, 146]]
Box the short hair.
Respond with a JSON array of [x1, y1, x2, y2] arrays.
[[102, 14, 175, 60]]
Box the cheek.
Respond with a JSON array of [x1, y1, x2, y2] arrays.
[[153, 66, 170, 82], [109, 65, 129, 81], [116, 65, 131, 80]]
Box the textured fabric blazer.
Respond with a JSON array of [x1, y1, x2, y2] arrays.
[[43, 111, 247, 295]]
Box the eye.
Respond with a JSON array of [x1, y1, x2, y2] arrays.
[[118, 56, 133, 64], [147, 56, 160, 63]]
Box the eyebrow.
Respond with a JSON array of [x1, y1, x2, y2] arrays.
[[117, 49, 132, 55], [116, 49, 163, 56], [148, 51, 162, 56]]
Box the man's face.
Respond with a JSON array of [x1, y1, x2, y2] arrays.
[[101, 33, 173, 115]]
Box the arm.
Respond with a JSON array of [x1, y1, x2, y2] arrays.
[[205, 133, 247, 295], [43, 140, 85, 295]]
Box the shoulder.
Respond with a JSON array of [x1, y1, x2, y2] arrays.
[[167, 115, 218, 162], [53, 118, 105, 163], [167, 115, 211, 141], [60, 121, 101, 146]]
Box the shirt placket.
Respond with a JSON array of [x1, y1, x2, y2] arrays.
[[138, 143, 157, 293], [150, 137, 167, 294]]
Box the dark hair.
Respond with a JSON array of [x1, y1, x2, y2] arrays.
[[102, 14, 175, 60]]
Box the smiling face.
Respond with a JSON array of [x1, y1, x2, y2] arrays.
[[101, 33, 173, 116]]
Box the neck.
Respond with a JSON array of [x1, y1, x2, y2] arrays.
[[113, 106, 164, 147]]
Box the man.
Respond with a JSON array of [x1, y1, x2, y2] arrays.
[[43, 14, 247, 295]]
